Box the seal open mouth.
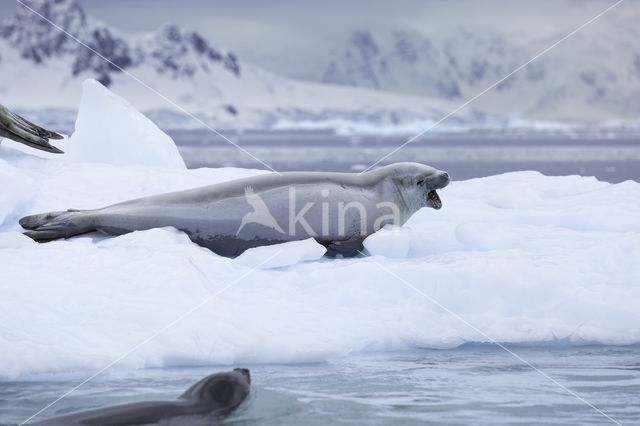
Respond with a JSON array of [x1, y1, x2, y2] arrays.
[[427, 190, 442, 209]]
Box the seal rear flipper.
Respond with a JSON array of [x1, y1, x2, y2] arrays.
[[0, 104, 64, 153], [20, 210, 96, 242]]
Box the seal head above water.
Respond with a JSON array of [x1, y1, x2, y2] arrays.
[[34, 368, 251, 425]]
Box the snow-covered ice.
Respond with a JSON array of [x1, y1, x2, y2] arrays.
[[1, 82, 639, 378], [3, 79, 186, 168], [0, 231, 35, 249], [234, 238, 327, 269], [363, 225, 412, 258], [66, 79, 185, 168]]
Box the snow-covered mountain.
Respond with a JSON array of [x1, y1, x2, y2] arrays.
[[0, 0, 241, 86], [2, 0, 635, 132], [316, 25, 640, 121], [0, 0, 481, 132]]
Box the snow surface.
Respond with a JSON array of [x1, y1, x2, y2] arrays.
[[363, 225, 412, 258], [2, 147, 639, 377], [1, 86, 639, 378], [234, 238, 327, 269]]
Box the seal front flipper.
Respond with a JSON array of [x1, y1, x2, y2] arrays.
[[0, 104, 64, 153], [324, 236, 365, 257], [20, 210, 96, 242]]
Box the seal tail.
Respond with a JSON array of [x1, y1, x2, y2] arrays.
[[19, 210, 96, 242]]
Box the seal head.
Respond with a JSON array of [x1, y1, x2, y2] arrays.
[[369, 162, 450, 213], [180, 368, 251, 414]]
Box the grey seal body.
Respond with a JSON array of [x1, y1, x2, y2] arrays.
[[20, 162, 450, 257], [0, 104, 64, 153], [34, 368, 251, 426]]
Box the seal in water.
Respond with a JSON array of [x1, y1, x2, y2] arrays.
[[0, 104, 64, 153], [34, 368, 251, 425], [20, 162, 450, 257]]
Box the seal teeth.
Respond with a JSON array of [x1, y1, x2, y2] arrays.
[[428, 190, 442, 209]]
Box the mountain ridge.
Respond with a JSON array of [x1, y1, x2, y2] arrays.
[[1, 0, 635, 132], [0, 0, 475, 132], [308, 25, 640, 121], [1, 0, 241, 87]]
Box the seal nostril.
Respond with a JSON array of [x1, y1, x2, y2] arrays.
[[440, 172, 450, 187]]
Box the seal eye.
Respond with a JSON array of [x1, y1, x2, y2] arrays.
[[416, 179, 425, 186]]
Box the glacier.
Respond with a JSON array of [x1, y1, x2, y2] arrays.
[[0, 82, 639, 378]]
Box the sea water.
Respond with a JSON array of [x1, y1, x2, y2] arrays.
[[170, 129, 640, 183], [2, 346, 639, 425]]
